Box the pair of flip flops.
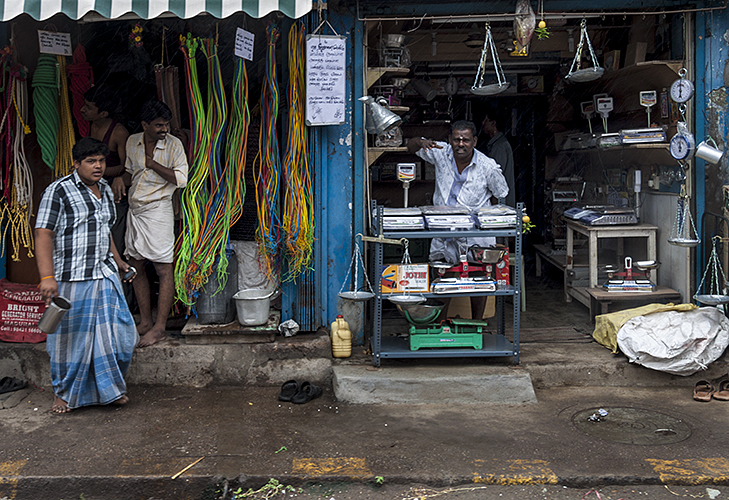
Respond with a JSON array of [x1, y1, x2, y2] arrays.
[[693, 380, 729, 402], [278, 380, 322, 404], [0, 377, 27, 395]]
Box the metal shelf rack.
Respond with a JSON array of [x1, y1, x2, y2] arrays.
[[368, 203, 523, 366]]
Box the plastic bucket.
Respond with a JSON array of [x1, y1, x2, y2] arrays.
[[233, 288, 277, 326]]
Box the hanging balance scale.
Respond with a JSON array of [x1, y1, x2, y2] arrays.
[[669, 70, 696, 161], [565, 19, 604, 83], [667, 68, 700, 248], [668, 183, 700, 247], [471, 23, 510, 96], [669, 125, 695, 161], [670, 68, 695, 104], [694, 236, 729, 308], [338, 236, 375, 301]]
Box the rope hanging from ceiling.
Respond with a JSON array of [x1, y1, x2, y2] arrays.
[[31, 54, 59, 170], [55, 55, 75, 179], [0, 46, 33, 261]]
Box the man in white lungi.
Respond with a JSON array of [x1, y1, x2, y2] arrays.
[[121, 100, 188, 347]]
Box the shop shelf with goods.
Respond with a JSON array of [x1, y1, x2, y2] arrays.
[[366, 202, 523, 367], [542, 60, 691, 304]]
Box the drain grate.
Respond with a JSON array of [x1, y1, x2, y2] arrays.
[[572, 407, 692, 445]]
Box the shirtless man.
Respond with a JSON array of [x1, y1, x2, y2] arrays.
[[81, 87, 130, 254]]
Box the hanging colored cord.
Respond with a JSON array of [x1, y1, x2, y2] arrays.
[[67, 44, 94, 137], [55, 55, 75, 179], [224, 56, 250, 231], [175, 35, 246, 311], [253, 23, 282, 280], [282, 23, 315, 282], [31, 54, 59, 170], [0, 46, 33, 260], [9, 72, 33, 260]]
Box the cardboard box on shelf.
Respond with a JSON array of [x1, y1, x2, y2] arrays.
[[380, 264, 429, 294]]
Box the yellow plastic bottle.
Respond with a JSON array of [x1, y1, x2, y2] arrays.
[[331, 315, 352, 358]]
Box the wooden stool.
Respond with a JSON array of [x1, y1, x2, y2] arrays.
[[586, 286, 683, 321]]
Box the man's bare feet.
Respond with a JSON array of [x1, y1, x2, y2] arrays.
[[51, 395, 71, 414], [137, 327, 167, 347], [136, 321, 153, 336], [111, 395, 129, 406]]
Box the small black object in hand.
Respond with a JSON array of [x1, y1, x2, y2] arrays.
[[122, 266, 137, 281]]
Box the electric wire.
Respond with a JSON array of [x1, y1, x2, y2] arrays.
[[253, 23, 282, 281], [175, 34, 247, 313], [281, 23, 315, 282]]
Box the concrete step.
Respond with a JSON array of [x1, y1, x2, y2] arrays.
[[333, 364, 537, 404], [2, 332, 728, 392]]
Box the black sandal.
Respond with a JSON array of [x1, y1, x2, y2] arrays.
[[278, 380, 299, 402], [291, 381, 322, 404]]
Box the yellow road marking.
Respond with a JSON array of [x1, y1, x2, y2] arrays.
[[0, 459, 28, 499], [472, 459, 558, 485], [647, 458, 729, 484], [292, 457, 371, 479]]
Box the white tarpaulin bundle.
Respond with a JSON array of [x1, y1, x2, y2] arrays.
[[617, 307, 729, 376]]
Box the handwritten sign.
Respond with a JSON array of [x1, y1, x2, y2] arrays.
[[234, 28, 254, 61], [38, 31, 72, 56], [306, 35, 346, 126]]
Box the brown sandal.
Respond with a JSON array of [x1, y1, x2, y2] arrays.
[[693, 380, 715, 402], [713, 380, 729, 401]]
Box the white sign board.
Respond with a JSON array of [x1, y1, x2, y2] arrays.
[[38, 31, 72, 56], [234, 28, 254, 61], [306, 35, 346, 126]]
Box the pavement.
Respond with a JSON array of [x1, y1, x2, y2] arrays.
[[3, 332, 729, 500]]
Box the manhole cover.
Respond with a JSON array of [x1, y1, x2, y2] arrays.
[[572, 407, 692, 445]]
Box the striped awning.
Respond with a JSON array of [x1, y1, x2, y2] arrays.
[[0, 0, 312, 21]]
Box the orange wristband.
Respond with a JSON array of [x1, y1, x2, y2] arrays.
[[40, 275, 55, 282]]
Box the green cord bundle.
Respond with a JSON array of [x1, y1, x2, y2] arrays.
[[31, 54, 59, 170]]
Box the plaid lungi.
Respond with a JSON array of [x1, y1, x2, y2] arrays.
[[46, 274, 138, 409]]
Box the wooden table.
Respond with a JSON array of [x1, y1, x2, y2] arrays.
[[586, 286, 683, 321], [565, 220, 658, 307]]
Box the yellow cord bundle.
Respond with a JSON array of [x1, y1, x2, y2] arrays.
[[281, 23, 314, 282], [54, 55, 74, 178]]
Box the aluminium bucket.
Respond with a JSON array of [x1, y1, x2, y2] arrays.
[[233, 288, 277, 326], [196, 250, 238, 325]]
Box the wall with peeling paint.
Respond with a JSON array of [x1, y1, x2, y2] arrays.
[[703, 12, 729, 218]]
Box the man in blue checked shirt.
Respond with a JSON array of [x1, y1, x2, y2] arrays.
[[35, 137, 137, 414]]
